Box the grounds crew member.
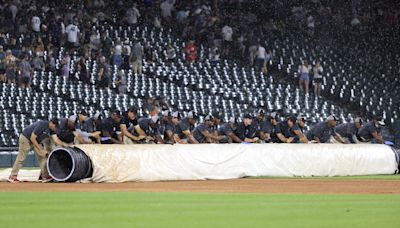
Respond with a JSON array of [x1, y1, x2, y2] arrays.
[[274, 116, 308, 143], [263, 112, 281, 143], [234, 114, 259, 143], [133, 115, 163, 144], [82, 111, 103, 143], [218, 117, 242, 143], [335, 118, 362, 143], [100, 110, 123, 144], [74, 110, 101, 144], [9, 118, 67, 183], [294, 115, 308, 143], [120, 106, 144, 144], [159, 110, 177, 144], [57, 115, 80, 145], [358, 116, 385, 144], [307, 115, 346, 143], [193, 114, 224, 143], [174, 110, 199, 144]]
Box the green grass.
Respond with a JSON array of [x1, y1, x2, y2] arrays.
[[0, 192, 399, 228]]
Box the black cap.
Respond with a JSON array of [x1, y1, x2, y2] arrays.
[[243, 114, 253, 119], [256, 109, 265, 116], [287, 116, 297, 123], [212, 111, 221, 120], [79, 109, 88, 116], [112, 110, 122, 117], [50, 117, 59, 126], [128, 106, 138, 115]]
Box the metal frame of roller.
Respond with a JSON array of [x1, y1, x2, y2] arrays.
[[47, 144, 400, 183]]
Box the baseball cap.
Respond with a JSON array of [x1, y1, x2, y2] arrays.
[[376, 117, 385, 126], [50, 117, 59, 126], [112, 110, 122, 117], [172, 111, 181, 118], [256, 109, 265, 116], [243, 114, 253, 119], [287, 116, 297, 123], [269, 112, 278, 120], [212, 111, 221, 120], [68, 115, 77, 123], [297, 114, 307, 122], [229, 117, 238, 124], [204, 114, 213, 121], [327, 115, 338, 121], [187, 110, 197, 119], [162, 110, 171, 117], [79, 109, 88, 116], [128, 106, 138, 114], [94, 111, 102, 120]]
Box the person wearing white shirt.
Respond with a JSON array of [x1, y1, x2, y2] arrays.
[[255, 44, 266, 73], [32, 16, 41, 33], [65, 23, 80, 49], [313, 61, 323, 96], [298, 61, 312, 94], [222, 25, 233, 56], [160, 0, 174, 18], [126, 5, 140, 25]]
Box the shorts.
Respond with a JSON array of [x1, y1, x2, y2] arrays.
[[313, 78, 323, 83], [300, 73, 309, 81], [21, 76, 30, 84]]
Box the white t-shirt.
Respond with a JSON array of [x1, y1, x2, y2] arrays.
[[299, 65, 311, 74], [222, 25, 233, 41], [65, 24, 80, 43], [9, 4, 18, 21], [256, 46, 266, 59], [32, 16, 41, 32], [160, 1, 174, 18], [126, 7, 140, 24], [313, 65, 323, 78], [114, 45, 122, 55]]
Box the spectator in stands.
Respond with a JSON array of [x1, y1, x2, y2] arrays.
[[144, 42, 156, 63], [8, 118, 62, 183], [31, 13, 41, 34], [65, 20, 80, 51], [166, 43, 176, 62], [32, 53, 45, 71], [209, 44, 220, 65], [125, 4, 141, 25], [112, 40, 123, 69], [255, 42, 267, 74], [5, 56, 16, 84], [160, 0, 175, 26], [19, 54, 32, 89], [61, 52, 70, 78], [0, 45, 5, 83], [117, 69, 127, 95], [174, 111, 199, 144], [307, 115, 346, 143], [298, 60, 311, 94], [100, 31, 112, 58], [185, 40, 197, 63], [122, 40, 131, 70], [358, 117, 385, 144], [335, 118, 362, 143], [89, 31, 100, 58], [131, 40, 144, 75], [221, 23, 233, 57], [313, 61, 323, 96], [97, 56, 111, 88]]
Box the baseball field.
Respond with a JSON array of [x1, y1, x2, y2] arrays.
[[1, 175, 400, 228]]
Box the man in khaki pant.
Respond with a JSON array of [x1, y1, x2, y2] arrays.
[[9, 118, 68, 183]]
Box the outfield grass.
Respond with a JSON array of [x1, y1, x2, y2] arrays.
[[0, 192, 399, 228]]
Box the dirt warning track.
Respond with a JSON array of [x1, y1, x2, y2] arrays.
[[1, 178, 400, 194]]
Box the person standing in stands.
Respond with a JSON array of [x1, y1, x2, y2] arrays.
[[193, 115, 223, 143], [19, 54, 32, 89], [255, 42, 266, 74], [358, 117, 385, 144], [313, 61, 323, 96], [335, 118, 363, 143], [120, 107, 144, 144], [8, 118, 66, 183], [174, 111, 198, 144], [234, 114, 259, 143], [100, 110, 123, 144], [65, 20, 80, 51], [0, 45, 5, 83], [298, 60, 312, 94], [130, 40, 144, 75], [307, 115, 346, 143], [185, 40, 197, 63]]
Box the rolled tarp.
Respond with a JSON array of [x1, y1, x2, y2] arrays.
[[62, 144, 400, 183]]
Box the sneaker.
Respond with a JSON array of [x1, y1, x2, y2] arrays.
[[8, 175, 20, 183], [41, 175, 54, 183]]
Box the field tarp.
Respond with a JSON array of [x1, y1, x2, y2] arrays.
[[76, 144, 397, 183], [0, 144, 397, 183]]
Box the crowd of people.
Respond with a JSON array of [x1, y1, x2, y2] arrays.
[[9, 102, 386, 183]]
